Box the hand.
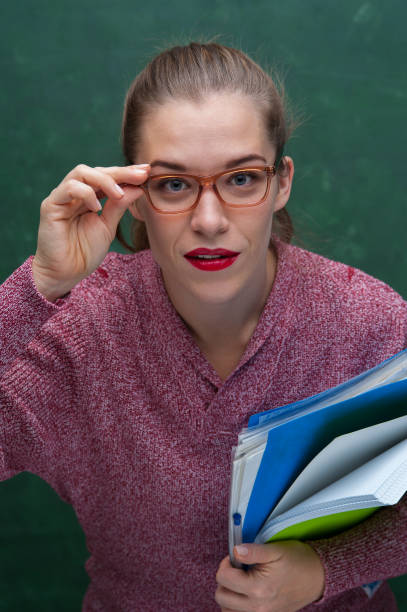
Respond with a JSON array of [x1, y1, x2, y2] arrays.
[[215, 541, 325, 612], [32, 163, 150, 301]]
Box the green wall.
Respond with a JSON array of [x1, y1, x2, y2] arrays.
[[1, 0, 407, 608]]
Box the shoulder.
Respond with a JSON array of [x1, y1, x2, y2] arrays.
[[69, 249, 155, 303], [52, 250, 159, 334], [283, 241, 405, 310], [35, 249, 161, 351], [278, 240, 407, 361]]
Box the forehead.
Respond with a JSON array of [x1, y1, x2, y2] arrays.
[[137, 93, 274, 171]]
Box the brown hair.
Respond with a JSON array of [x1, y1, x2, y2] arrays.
[[117, 41, 295, 251]]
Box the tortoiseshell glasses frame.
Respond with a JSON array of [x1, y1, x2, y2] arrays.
[[139, 164, 279, 215]]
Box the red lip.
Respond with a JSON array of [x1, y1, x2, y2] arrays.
[[185, 248, 240, 257], [184, 248, 240, 271]]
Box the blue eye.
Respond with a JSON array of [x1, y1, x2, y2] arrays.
[[158, 178, 189, 192], [229, 172, 259, 187], [168, 179, 186, 191], [233, 173, 250, 185]]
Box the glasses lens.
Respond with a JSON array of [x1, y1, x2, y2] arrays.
[[147, 175, 199, 211], [216, 169, 268, 205]]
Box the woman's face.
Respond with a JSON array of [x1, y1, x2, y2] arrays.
[[130, 92, 294, 307]]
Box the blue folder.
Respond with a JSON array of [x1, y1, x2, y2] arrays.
[[242, 350, 407, 543]]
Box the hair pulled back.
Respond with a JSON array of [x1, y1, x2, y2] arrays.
[[117, 42, 295, 251]]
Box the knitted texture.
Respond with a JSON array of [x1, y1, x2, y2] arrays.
[[0, 238, 406, 611]]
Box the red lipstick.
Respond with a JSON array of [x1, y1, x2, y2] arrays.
[[184, 248, 240, 271]]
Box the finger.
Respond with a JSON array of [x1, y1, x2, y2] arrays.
[[216, 557, 250, 595], [66, 164, 150, 200], [94, 163, 150, 175], [96, 166, 150, 196], [45, 179, 102, 213], [93, 163, 150, 176], [215, 585, 249, 612], [100, 185, 144, 235], [64, 164, 133, 203], [216, 569, 251, 595], [234, 542, 284, 566]]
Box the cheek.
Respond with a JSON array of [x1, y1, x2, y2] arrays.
[[143, 212, 186, 261], [237, 203, 275, 244]]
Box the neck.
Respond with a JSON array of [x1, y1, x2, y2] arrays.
[[163, 249, 277, 377]]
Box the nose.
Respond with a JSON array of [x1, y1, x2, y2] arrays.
[[189, 185, 229, 237]]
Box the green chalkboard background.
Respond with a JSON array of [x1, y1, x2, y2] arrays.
[[1, 0, 407, 609]]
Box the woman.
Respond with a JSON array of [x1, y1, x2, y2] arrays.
[[1, 42, 407, 611]]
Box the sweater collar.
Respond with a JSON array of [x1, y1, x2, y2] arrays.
[[235, 237, 298, 370], [139, 237, 299, 389]]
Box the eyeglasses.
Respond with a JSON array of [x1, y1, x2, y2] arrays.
[[139, 164, 278, 214]]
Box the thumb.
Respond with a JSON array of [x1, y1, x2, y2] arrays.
[[234, 542, 283, 565], [100, 186, 143, 235]]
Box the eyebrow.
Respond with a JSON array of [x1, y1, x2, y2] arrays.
[[149, 154, 268, 172]]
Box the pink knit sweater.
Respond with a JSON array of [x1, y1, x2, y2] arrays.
[[1, 238, 407, 611]]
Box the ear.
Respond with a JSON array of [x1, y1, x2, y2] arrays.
[[274, 156, 294, 213]]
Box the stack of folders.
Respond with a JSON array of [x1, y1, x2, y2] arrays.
[[229, 349, 407, 568]]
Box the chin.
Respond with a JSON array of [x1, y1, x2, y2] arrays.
[[186, 276, 246, 306]]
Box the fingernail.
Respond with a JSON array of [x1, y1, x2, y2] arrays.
[[138, 164, 150, 168], [115, 184, 124, 196], [236, 545, 248, 556]]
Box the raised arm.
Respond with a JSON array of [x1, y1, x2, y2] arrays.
[[0, 162, 149, 482], [0, 163, 149, 373]]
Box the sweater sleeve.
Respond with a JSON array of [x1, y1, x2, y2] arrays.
[[307, 495, 407, 604], [0, 258, 87, 492], [304, 304, 407, 605], [0, 257, 67, 377]]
